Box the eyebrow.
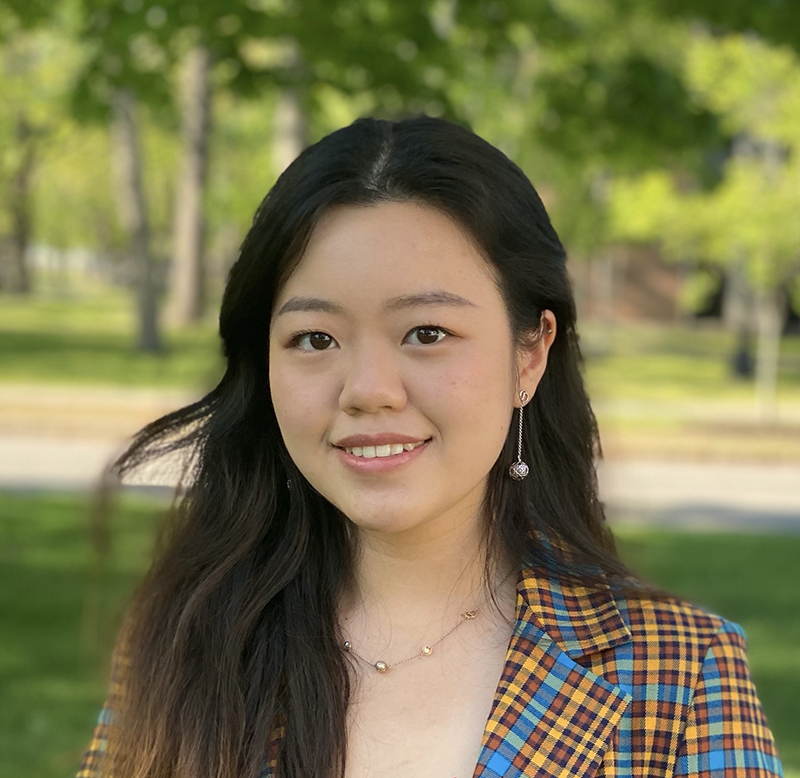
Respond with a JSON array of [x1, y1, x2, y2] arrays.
[[275, 289, 478, 318]]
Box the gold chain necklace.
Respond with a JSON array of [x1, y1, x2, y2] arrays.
[[342, 609, 479, 673]]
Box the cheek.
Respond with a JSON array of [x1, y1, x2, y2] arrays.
[[420, 347, 513, 445], [269, 359, 329, 445]]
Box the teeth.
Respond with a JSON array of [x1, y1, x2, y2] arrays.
[[343, 441, 426, 458]]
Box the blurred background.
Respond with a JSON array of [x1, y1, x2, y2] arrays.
[[0, 0, 798, 775]]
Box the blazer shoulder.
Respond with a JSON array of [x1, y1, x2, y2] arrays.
[[619, 593, 741, 658]]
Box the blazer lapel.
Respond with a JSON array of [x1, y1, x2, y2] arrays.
[[472, 568, 633, 778]]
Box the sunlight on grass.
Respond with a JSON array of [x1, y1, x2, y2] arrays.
[[0, 293, 223, 389], [1, 491, 797, 777], [580, 320, 800, 402], [0, 490, 163, 778]]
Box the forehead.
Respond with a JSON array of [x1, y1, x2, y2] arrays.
[[272, 201, 500, 315]]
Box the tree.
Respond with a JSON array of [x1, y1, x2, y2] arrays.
[[72, 0, 460, 325], [111, 89, 162, 352], [444, 0, 725, 333], [644, 0, 800, 55], [609, 32, 800, 419], [168, 43, 211, 323], [8, 0, 763, 340], [0, 12, 81, 292]]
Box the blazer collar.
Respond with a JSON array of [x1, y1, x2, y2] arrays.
[[471, 561, 633, 778], [262, 556, 635, 778], [517, 562, 632, 659]]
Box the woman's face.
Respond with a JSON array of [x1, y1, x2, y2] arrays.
[[269, 201, 554, 540]]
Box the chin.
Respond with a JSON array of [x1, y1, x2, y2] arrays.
[[338, 503, 430, 536]]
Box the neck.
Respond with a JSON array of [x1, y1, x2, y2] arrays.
[[338, 509, 518, 655]]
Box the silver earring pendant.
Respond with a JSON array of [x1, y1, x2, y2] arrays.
[[508, 390, 530, 481]]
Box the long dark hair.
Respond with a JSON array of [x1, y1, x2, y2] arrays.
[[100, 116, 660, 778]]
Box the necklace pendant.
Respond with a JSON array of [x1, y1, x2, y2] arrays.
[[421, 645, 433, 656], [464, 610, 478, 620], [375, 661, 388, 673]]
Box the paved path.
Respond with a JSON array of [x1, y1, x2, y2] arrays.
[[1, 433, 799, 532], [2, 383, 799, 531], [596, 460, 800, 533]]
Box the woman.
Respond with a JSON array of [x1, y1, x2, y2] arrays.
[[77, 116, 783, 778]]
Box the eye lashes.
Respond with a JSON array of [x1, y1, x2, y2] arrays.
[[286, 324, 453, 350], [287, 329, 322, 345]]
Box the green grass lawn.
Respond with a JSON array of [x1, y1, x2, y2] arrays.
[[1, 490, 798, 777], [0, 293, 223, 389], [2, 292, 800, 402], [581, 320, 800, 402], [0, 491, 162, 778]]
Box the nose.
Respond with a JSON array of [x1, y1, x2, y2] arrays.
[[338, 340, 408, 414]]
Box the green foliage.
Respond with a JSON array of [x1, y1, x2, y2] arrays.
[[0, 22, 85, 237], [609, 31, 800, 292], [205, 89, 278, 239], [0, 11, 178, 259], [644, 0, 800, 54], [677, 267, 720, 315], [2, 0, 798, 347], [0, 0, 53, 36], [32, 122, 119, 252], [483, 1, 721, 169], [446, 1, 728, 257], [71, 0, 458, 123], [687, 34, 800, 144]]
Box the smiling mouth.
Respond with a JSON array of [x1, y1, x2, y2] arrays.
[[336, 439, 431, 459]]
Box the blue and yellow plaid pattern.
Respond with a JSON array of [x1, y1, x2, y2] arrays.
[[78, 564, 784, 777]]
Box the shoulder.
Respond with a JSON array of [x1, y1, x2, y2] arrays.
[[514, 569, 782, 776], [620, 593, 739, 661], [588, 595, 783, 777], [600, 593, 752, 694]]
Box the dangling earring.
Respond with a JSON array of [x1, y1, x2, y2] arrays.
[[508, 390, 529, 481]]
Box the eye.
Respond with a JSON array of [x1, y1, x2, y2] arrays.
[[405, 325, 451, 346], [288, 330, 336, 351]]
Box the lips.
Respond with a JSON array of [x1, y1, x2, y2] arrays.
[[334, 437, 431, 472]]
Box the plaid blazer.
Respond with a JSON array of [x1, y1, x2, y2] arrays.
[[77, 564, 784, 778]]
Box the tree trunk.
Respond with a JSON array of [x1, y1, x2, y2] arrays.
[[754, 285, 784, 422], [568, 253, 588, 326], [722, 256, 755, 378], [587, 172, 615, 353], [589, 250, 616, 353], [168, 45, 212, 325], [6, 116, 35, 294], [722, 256, 753, 333], [111, 89, 161, 353], [273, 87, 309, 175]]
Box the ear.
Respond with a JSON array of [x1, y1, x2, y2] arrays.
[[514, 309, 557, 406]]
